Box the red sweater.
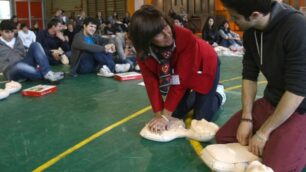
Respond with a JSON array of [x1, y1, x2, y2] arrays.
[[137, 26, 218, 113]]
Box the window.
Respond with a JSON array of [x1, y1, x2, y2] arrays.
[[0, 0, 11, 20]]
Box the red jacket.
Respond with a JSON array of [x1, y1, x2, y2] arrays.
[[137, 26, 218, 113]]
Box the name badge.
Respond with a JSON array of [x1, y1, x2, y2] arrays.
[[170, 75, 180, 85]]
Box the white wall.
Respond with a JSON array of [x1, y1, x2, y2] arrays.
[[134, 0, 145, 11], [0, 0, 11, 20]]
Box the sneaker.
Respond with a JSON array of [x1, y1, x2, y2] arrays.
[[115, 63, 131, 73], [97, 65, 114, 77], [44, 71, 64, 82], [216, 84, 226, 106], [135, 64, 140, 71]]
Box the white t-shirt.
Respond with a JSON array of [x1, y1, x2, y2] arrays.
[[18, 30, 36, 48], [0, 37, 16, 49]]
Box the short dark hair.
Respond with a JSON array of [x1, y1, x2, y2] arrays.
[[83, 17, 98, 27], [221, 0, 272, 19], [172, 14, 183, 24], [0, 20, 16, 31], [128, 5, 173, 57], [20, 23, 28, 29], [11, 15, 17, 21], [47, 18, 61, 29]]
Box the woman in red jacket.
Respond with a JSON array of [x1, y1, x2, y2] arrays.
[[129, 6, 226, 134]]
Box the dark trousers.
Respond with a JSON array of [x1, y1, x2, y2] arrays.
[[172, 61, 222, 121], [215, 98, 306, 172], [77, 52, 115, 74]]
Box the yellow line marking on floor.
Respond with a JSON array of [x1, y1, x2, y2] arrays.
[[188, 80, 267, 158], [33, 106, 152, 172], [220, 76, 242, 83], [185, 117, 203, 156]]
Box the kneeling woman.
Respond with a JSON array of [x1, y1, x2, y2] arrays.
[[129, 6, 225, 133]]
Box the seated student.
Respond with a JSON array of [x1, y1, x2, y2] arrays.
[[31, 21, 40, 35], [96, 11, 105, 35], [75, 10, 86, 33], [36, 18, 70, 65], [113, 17, 129, 34], [96, 11, 104, 26], [202, 16, 219, 46], [218, 20, 243, 50], [114, 32, 138, 70], [18, 23, 36, 49], [63, 22, 76, 47], [122, 12, 130, 32], [0, 20, 64, 83], [70, 17, 130, 77], [103, 21, 116, 35]]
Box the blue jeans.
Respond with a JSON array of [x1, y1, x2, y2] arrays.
[[77, 52, 115, 74], [4, 43, 51, 81], [219, 39, 242, 48], [172, 59, 221, 121]]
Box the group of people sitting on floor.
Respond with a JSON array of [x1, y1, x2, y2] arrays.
[[0, 11, 139, 84], [202, 16, 243, 51]]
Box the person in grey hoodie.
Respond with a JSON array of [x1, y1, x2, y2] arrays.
[[70, 17, 130, 77], [215, 0, 306, 171], [0, 20, 64, 83]]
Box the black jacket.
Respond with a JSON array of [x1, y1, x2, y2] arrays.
[[36, 29, 70, 65], [202, 28, 219, 45], [242, 2, 306, 112]]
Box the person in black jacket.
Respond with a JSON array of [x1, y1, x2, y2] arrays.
[[202, 16, 219, 46], [36, 18, 70, 65], [215, 0, 306, 171]]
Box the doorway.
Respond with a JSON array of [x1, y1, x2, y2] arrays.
[[15, 0, 44, 29]]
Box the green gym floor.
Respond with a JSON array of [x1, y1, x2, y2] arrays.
[[0, 55, 292, 172]]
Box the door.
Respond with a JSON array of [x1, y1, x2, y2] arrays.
[[15, 0, 44, 29]]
